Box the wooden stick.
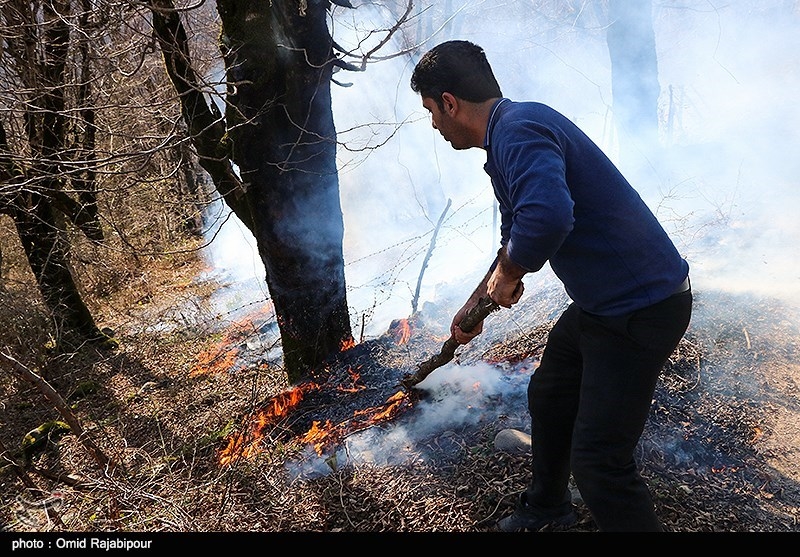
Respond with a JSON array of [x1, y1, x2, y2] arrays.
[[400, 296, 500, 389]]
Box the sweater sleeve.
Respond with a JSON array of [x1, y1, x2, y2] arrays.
[[494, 121, 575, 272]]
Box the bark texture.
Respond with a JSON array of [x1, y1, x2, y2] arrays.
[[0, 1, 108, 348]]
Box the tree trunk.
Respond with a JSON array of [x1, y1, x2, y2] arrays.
[[606, 0, 660, 165], [153, 0, 359, 382], [215, 1, 353, 383], [11, 192, 106, 346], [0, 1, 109, 350]]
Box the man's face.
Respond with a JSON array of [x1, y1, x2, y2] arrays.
[[422, 95, 470, 150]]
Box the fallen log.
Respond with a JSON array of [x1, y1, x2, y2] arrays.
[[400, 296, 500, 390]]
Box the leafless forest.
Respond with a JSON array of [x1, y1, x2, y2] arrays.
[[2, 1, 799, 535]]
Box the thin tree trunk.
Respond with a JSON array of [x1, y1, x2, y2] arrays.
[[11, 195, 106, 345], [606, 0, 660, 164]]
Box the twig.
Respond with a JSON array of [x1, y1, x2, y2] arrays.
[[0, 438, 38, 491], [412, 198, 451, 314], [0, 438, 66, 527]]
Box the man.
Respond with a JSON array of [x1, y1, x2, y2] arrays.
[[410, 40, 692, 532]]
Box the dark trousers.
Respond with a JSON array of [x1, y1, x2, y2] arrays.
[[526, 288, 692, 531]]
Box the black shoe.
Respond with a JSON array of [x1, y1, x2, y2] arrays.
[[497, 492, 577, 532]]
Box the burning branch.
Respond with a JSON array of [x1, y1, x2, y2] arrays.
[[400, 296, 500, 390]]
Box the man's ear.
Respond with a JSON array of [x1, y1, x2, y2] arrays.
[[441, 92, 457, 114]]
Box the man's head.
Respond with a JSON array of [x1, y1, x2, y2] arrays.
[[411, 41, 503, 150], [410, 40, 502, 111]]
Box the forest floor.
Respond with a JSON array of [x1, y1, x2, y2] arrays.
[[1, 254, 799, 538]]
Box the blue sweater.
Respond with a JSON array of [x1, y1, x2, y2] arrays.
[[483, 99, 689, 316]]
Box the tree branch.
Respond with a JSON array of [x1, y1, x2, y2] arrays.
[[400, 296, 501, 390], [0, 351, 113, 472], [149, 0, 252, 229], [412, 198, 451, 314]]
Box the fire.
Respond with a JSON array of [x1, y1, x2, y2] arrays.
[[300, 390, 413, 456], [218, 381, 319, 466], [190, 303, 276, 377], [261, 387, 309, 417], [352, 390, 408, 424], [711, 465, 739, 473], [190, 346, 238, 377], [389, 318, 412, 345], [219, 384, 414, 464], [337, 367, 366, 393], [299, 420, 337, 456], [340, 337, 356, 351], [214, 314, 418, 466]]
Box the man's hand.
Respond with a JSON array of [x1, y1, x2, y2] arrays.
[[451, 303, 484, 345], [449, 246, 527, 344], [488, 272, 524, 308]]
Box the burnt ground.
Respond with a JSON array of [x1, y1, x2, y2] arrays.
[[1, 259, 799, 536]]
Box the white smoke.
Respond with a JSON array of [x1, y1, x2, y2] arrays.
[[202, 0, 800, 339], [194, 1, 800, 482], [285, 360, 532, 480]]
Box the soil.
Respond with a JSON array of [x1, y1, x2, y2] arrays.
[[1, 257, 799, 536]]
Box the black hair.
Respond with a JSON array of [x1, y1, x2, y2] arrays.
[[410, 40, 503, 111]]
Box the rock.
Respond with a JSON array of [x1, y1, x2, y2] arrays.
[[494, 428, 532, 455]]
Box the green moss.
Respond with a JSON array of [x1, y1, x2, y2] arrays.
[[21, 420, 72, 461]]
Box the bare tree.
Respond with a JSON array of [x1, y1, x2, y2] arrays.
[[0, 1, 215, 357], [0, 0, 109, 347]]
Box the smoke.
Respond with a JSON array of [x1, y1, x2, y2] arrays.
[[187, 1, 800, 486], [332, 0, 800, 323], [285, 360, 532, 480], [203, 0, 800, 338], [199, 197, 270, 321]]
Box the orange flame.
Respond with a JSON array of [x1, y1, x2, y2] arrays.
[[390, 318, 412, 345], [710, 464, 738, 474], [190, 303, 276, 377], [190, 346, 238, 377], [297, 390, 412, 457], [337, 366, 366, 393], [299, 420, 338, 456], [218, 381, 319, 466], [218, 374, 415, 464], [352, 390, 408, 424]]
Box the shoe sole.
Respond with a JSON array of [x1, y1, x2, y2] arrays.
[[497, 511, 577, 532]]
